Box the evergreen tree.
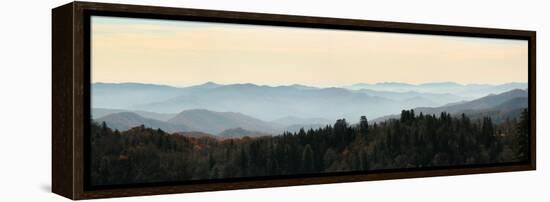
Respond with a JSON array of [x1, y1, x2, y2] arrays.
[[514, 109, 529, 161], [89, 109, 526, 185], [301, 144, 314, 172], [359, 116, 369, 136]]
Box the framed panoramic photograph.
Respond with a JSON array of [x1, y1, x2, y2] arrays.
[[52, 1, 536, 200]]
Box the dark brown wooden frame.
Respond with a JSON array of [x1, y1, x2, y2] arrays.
[[52, 1, 536, 200]]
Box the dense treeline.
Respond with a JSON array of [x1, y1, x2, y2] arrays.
[[90, 109, 529, 186]]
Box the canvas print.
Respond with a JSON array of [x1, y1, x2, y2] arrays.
[[89, 16, 530, 186]]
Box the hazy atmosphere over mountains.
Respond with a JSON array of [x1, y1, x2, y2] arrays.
[[92, 81, 527, 137]]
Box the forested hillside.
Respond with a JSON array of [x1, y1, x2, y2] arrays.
[[90, 109, 529, 186]]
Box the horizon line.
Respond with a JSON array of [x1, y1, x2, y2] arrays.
[[91, 81, 528, 88]]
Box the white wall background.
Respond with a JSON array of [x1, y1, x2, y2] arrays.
[[0, 0, 547, 201]]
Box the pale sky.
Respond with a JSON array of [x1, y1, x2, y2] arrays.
[[91, 16, 528, 87]]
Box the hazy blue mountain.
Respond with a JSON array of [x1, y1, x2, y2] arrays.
[[94, 108, 333, 136], [197, 81, 223, 89], [167, 109, 280, 135], [492, 97, 528, 111], [133, 84, 403, 120], [357, 89, 465, 107], [345, 82, 527, 98], [461, 97, 527, 123], [95, 112, 190, 133], [345, 82, 443, 90], [92, 108, 177, 121], [92, 108, 127, 119], [284, 84, 320, 90], [270, 116, 332, 127], [92, 108, 126, 119], [92, 82, 230, 109], [92, 82, 184, 109], [218, 127, 270, 138], [92, 86, 527, 136], [374, 89, 528, 123], [415, 89, 527, 114], [93, 81, 526, 121]]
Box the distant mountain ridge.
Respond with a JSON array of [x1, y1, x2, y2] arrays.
[[96, 112, 190, 133], [93, 81, 525, 121], [270, 116, 332, 126], [94, 109, 282, 136], [93, 108, 335, 136], [133, 84, 400, 120], [92, 82, 183, 109], [357, 88, 463, 106], [93, 82, 528, 137], [93, 108, 177, 121], [374, 89, 528, 123], [94, 89, 527, 138], [167, 109, 280, 135], [345, 82, 526, 98], [415, 89, 527, 113]]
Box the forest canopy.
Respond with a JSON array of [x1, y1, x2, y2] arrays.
[[90, 109, 529, 186]]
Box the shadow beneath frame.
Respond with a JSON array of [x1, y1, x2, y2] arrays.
[[40, 184, 51, 193]]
